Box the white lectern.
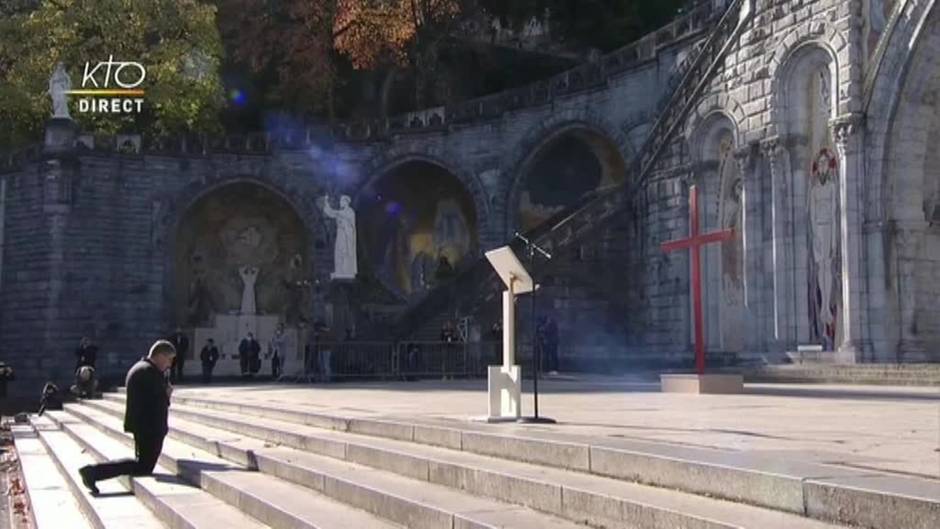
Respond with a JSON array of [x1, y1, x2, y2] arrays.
[[484, 246, 533, 421]]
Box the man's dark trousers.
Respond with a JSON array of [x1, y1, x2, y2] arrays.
[[172, 356, 185, 383], [202, 362, 214, 384], [80, 357, 169, 491], [84, 433, 164, 480]]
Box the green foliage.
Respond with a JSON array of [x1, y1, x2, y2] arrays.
[[0, 0, 225, 149]]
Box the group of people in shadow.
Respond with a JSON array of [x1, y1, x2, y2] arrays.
[[59, 311, 561, 405], [165, 323, 287, 384]]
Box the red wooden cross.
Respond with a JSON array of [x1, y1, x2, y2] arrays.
[[660, 185, 734, 376]]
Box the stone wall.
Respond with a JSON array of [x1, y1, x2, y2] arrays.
[[639, 0, 863, 360], [1, 0, 934, 397], [647, 0, 940, 363], [0, 4, 717, 395]]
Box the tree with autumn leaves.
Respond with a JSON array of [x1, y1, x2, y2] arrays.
[[218, 0, 473, 119], [0, 0, 693, 149]]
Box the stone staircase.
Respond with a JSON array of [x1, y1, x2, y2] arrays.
[[744, 363, 940, 386], [395, 0, 753, 342], [13, 390, 940, 529]]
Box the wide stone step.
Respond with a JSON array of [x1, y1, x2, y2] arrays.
[[28, 414, 166, 529], [51, 406, 402, 529], [74, 401, 592, 529], [115, 391, 940, 529], [746, 364, 940, 387], [11, 424, 93, 529], [39, 411, 271, 529], [91, 397, 848, 529]]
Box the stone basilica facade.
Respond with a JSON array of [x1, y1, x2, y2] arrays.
[[0, 0, 937, 393]]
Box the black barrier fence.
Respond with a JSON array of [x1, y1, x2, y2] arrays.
[[300, 341, 504, 380]]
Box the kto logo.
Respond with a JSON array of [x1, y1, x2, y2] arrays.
[[66, 56, 146, 114], [81, 56, 147, 89]]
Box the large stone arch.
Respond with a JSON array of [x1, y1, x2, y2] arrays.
[[684, 95, 747, 161], [868, 1, 940, 357], [767, 37, 847, 350], [766, 19, 849, 136], [358, 149, 493, 246], [155, 159, 327, 329], [354, 154, 482, 297], [685, 110, 745, 353], [867, 0, 939, 222], [502, 110, 634, 237]]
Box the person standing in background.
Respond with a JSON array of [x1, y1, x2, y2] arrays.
[[167, 327, 189, 383], [74, 336, 98, 372], [238, 332, 261, 378], [199, 338, 219, 384], [268, 324, 286, 379], [544, 316, 560, 375], [440, 320, 458, 379]]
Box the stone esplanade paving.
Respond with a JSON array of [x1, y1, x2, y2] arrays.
[[173, 375, 940, 480]]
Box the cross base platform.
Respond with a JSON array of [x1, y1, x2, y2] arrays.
[[660, 373, 744, 394]]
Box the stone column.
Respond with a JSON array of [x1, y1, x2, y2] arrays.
[[735, 145, 764, 354], [760, 137, 791, 352], [893, 221, 927, 362], [678, 169, 698, 354], [831, 114, 871, 361], [41, 118, 78, 382]]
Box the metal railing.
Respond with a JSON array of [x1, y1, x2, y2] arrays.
[[302, 341, 502, 380]]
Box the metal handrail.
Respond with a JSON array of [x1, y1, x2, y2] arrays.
[[305, 340, 501, 379]]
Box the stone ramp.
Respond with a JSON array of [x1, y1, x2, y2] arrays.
[[129, 390, 938, 529], [90, 394, 853, 529]]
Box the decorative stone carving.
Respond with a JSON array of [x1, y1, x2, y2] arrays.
[[810, 149, 839, 337], [733, 146, 753, 176], [239, 265, 259, 315], [830, 113, 865, 155], [760, 136, 784, 164], [715, 136, 745, 352]]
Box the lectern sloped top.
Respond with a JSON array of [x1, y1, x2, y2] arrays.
[[485, 246, 534, 294]]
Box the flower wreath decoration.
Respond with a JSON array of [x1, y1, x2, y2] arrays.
[[811, 148, 838, 179]]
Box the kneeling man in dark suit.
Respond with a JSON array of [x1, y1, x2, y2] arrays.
[[78, 340, 176, 494]]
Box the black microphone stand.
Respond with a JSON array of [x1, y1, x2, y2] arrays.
[[514, 233, 556, 425]]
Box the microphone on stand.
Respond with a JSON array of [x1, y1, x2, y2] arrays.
[[514, 232, 552, 260]]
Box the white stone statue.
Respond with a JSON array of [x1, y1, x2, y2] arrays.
[[722, 178, 743, 227], [810, 157, 839, 331], [239, 265, 259, 314], [321, 194, 357, 280], [48, 62, 72, 119], [721, 178, 744, 304], [718, 165, 744, 352]]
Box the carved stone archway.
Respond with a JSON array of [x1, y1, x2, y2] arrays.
[[503, 113, 634, 237], [155, 161, 327, 330]]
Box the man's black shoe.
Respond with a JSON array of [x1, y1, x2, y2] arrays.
[[78, 465, 99, 495]]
